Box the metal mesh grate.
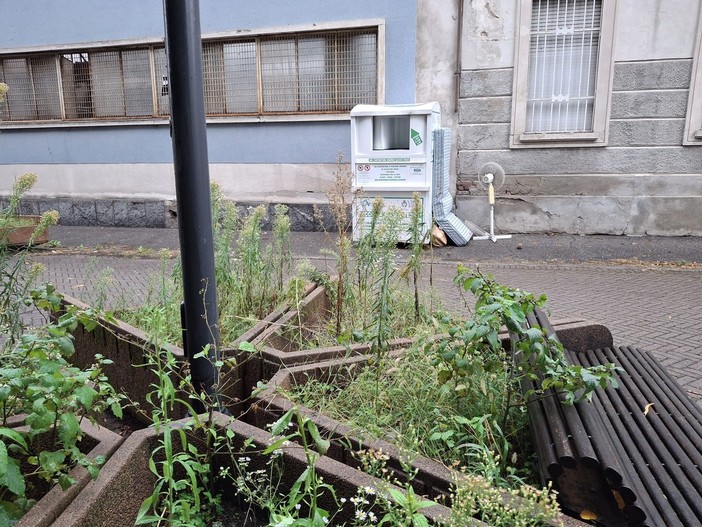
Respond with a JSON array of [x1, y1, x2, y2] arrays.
[[0, 55, 62, 121], [0, 27, 377, 123], [60, 48, 154, 119], [526, 0, 602, 133]]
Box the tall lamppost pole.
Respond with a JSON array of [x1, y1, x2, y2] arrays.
[[163, 0, 219, 411]]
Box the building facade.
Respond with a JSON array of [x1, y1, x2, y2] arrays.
[[1, 1, 701, 235], [457, 0, 702, 236]]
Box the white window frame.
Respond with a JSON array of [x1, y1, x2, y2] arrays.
[[0, 19, 385, 129], [510, 0, 618, 148], [683, 4, 702, 145]]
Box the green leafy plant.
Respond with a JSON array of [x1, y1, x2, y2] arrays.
[[116, 192, 292, 348], [307, 191, 445, 352], [323, 153, 354, 339], [269, 204, 293, 293], [444, 266, 618, 405], [134, 331, 230, 526], [428, 266, 619, 482], [290, 338, 487, 475], [351, 484, 435, 527], [0, 285, 122, 525]]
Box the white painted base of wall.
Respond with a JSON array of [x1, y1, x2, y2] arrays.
[[456, 194, 702, 236], [0, 163, 336, 204]]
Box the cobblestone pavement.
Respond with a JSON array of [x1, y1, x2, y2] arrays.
[[26, 230, 702, 401]]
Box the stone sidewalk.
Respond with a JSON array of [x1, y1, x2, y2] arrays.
[[27, 226, 702, 400]]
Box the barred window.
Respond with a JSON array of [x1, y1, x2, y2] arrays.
[[510, 0, 617, 147], [0, 55, 62, 121], [60, 49, 153, 119], [525, 0, 602, 133], [0, 27, 378, 123]]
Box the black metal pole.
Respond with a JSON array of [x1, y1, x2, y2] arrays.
[[163, 0, 219, 410]]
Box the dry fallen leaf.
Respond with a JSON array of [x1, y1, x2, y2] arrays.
[[612, 489, 625, 509], [580, 510, 598, 520], [644, 402, 655, 416]]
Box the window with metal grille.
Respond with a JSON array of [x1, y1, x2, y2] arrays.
[[510, 0, 617, 147], [60, 49, 153, 119], [0, 27, 378, 124], [526, 0, 601, 133], [0, 55, 62, 121]]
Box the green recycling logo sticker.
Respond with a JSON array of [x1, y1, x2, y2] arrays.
[[410, 128, 422, 146]]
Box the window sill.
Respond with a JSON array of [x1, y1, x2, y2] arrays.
[[510, 131, 606, 148], [683, 129, 702, 145], [0, 113, 352, 130]]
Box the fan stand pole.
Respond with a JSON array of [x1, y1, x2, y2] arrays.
[[473, 182, 512, 242]]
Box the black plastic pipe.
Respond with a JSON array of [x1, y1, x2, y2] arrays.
[[163, 0, 219, 410]]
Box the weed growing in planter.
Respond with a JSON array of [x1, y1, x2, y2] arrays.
[[447, 474, 559, 527], [302, 194, 445, 352], [115, 189, 294, 348], [135, 345, 225, 527], [0, 285, 122, 525], [439, 266, 619, 406], [0, 174, 59, 346], [221, 406, 340, 527], [289, 337, 525, 484], [131, 294, 243, 527], [291, 267, 619, 490], [399, 193, 428, 323], [349, 450, 436, 527], [0, 173, 58, 240], [324, 154, 354, 338]]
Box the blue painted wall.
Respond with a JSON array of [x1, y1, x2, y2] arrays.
[[0, 0, 417, 166]]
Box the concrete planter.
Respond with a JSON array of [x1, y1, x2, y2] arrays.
[[50, 413, 453, 527], [59, 286, 611, 422], [58, 295, 189, 422], [58, 286, 414, 419], [249, 338, 607, 527], [53, 290, 610, 526], [0, 215, 49, 245], [227, 283, 419, 413], [10, 420, 123, 527]]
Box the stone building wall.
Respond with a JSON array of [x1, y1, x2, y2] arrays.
[[455, 55, 702, 236]]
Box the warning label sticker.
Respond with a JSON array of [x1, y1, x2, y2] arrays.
[[355, 163, 426, 186]]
